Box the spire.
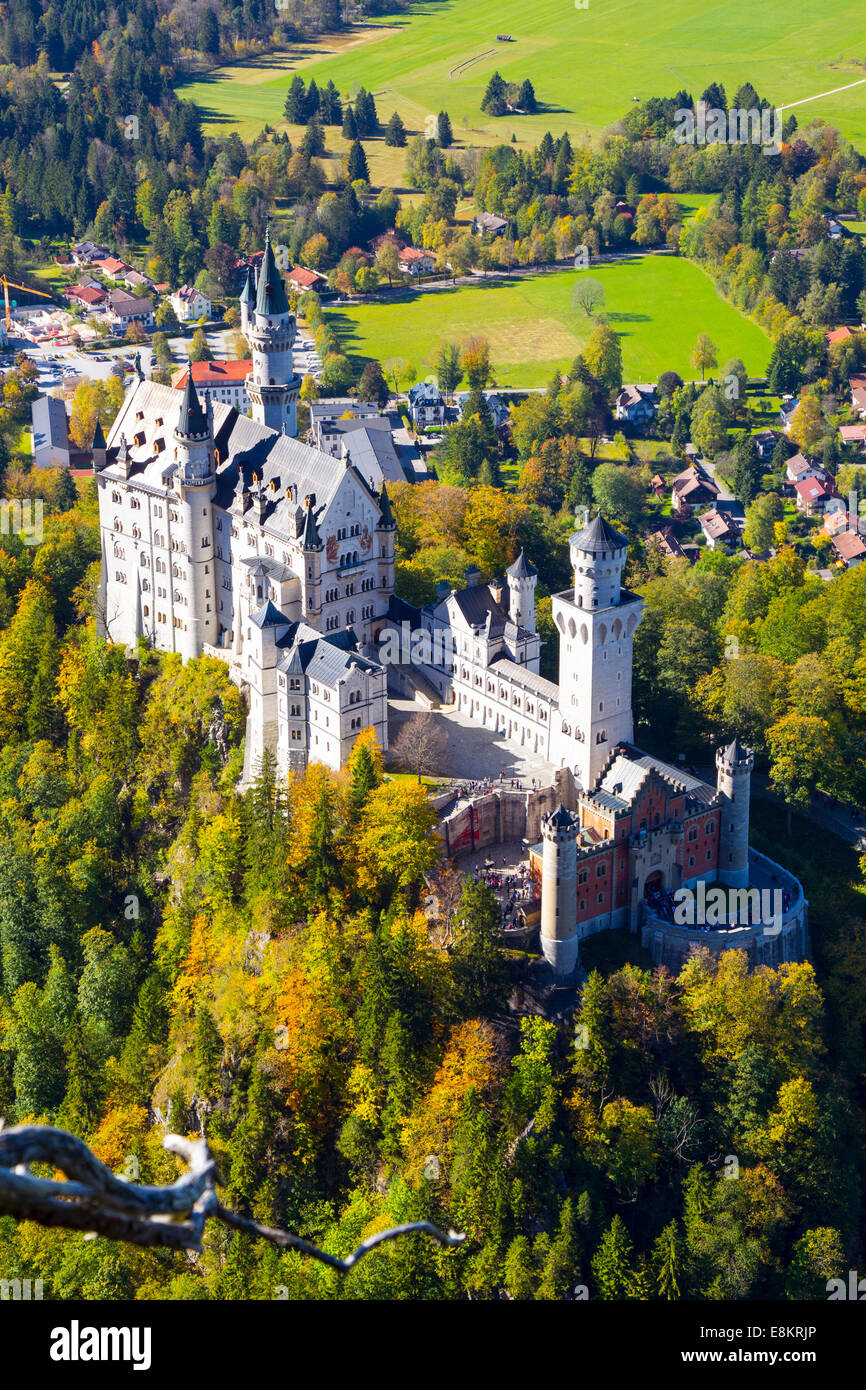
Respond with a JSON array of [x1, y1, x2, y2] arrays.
[[301, 493, 323, 549], [239, 264, 255, 306], [176, 363, 208, 438], [92, 417, 105, 450], [377, 480, 395, 529], [255, 223, 290, 317]]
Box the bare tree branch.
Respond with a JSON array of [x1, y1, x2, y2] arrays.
[[0, 1123, 464, 1266]]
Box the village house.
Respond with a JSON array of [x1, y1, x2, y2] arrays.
[[650, 528, 687, 561], [106, 289, 154, 332], [407, 381, 446, 429], [784, 452, 822, 487], [614, 384, 657, 426], [795, 475, 836, 515], [472, 212, 509, 237], [832, 529, 866, 566], [287, 266, 327, 294], [779, 398, 800, 432], [170, 285, 212, 323], [671, 463, 720, 515], [698, 507, 741, 550], [71, 241, 111, 266], [397, 246, 436, 276], [849, 374, 866, 418]]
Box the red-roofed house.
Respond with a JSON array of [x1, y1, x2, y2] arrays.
[[398, 246, 436, 275], [171, 358, 252, 411], [95, 256, 132, 278], [839, 423, 866, 449], [287, 266, 327, 293], [67, 284, 106, 307], [794, 475, 835, 514], [826, 326, 854, 345], [832, 529, 866, 566]]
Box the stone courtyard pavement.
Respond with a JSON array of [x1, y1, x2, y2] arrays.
[[388, 697, 559, 788]]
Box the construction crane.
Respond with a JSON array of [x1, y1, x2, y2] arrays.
[[1, 275, 53, 331]]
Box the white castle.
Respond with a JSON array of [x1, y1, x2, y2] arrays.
[[94, 228, 653, 790]]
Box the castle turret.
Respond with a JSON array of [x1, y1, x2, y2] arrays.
[[239, 264, 255, 338], [174, 371, 217, 660], [300, 492, 324, 622], [506, 549, 537, 633], [716, 737, 754, 889], [539, 804, 580, 978], [91, 417, 106, 472], [376, 482, 396, 612], [245, 226, 301, 437]]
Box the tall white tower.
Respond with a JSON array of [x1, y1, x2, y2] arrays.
[[174, 373, 217, 660], [245, 227, 301, 437], [539, 804, 580, 978], [553, 512, 643, 791], [716, 738, 754, 889], [506, 549, 537, 632]]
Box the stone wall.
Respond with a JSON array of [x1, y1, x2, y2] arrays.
[[438, 771, 576, 858]]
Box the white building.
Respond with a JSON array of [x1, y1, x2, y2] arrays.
[[96, 231, 392, 780], [387, 514, 643, 793], [170, 285, 212, 323]]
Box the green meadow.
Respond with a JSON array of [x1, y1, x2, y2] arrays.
[[326, 254, 772, 388], [177, 0, 866, 151]]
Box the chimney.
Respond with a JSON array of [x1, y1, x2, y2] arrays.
[[464, 564, 481, 587], [489, 578, 504, 604]]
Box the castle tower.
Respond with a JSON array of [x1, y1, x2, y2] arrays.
[[539, 804, 580, 978], [245, 226, 301, 437], [174, 371, 217, 660], [716, 737, 754, 889], [239, 265, 255, 339], [91, 417, 106, 472], [506, 549, 537, 633], [375, 482, 396, 617], [300, 493, 324, 623], [552, 512, 644, 791]]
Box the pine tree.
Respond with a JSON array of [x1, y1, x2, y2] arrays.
[[320, 80, 343, 125], [346, 139, 369, 184], [481, 71, 508, 116], [384, 111, 406, 147], [306, 78, 320, 117], [284, 75, 307, 124], [342, 104, 359, 141], [652, 1221, 684, 1299], [517, 79, 536, 113], [591, 1215, 636, 1298], [436, 110, 453, 147], [194, 1005, 223, 1104], [54, 467, 77, 511]]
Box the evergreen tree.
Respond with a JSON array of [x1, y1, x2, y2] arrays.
[[517, 79, 536, 113], [194, 1005, 223, 1104], [284, 75, 307, 125], [592, 1215, 636, 1298], [481, 71, 508, 117], [320, 80, 343, 125], [384, 111, 406, 147], [436, 110, 453, 147], [342, 104, 359, 141], [652, 1221, 684, 1299], [346, 140, 369, 184], [54, 468, 77, 512]]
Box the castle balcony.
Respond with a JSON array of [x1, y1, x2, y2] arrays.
[[337, 556, 367, 576], [638, 848, 809, 971]]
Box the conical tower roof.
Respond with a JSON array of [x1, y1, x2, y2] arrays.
[[177, 365, 208, 438], [255, 225, 290, 317], [92, 417, 105, 449], [377, 480, 395, 528], [571, 511, 628, 554], [506, 548, 537, 579], [239, 265, 255, 306]]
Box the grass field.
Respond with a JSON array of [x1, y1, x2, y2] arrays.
[[327, 254, 771, 387], [177, 0, 866, 154]]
